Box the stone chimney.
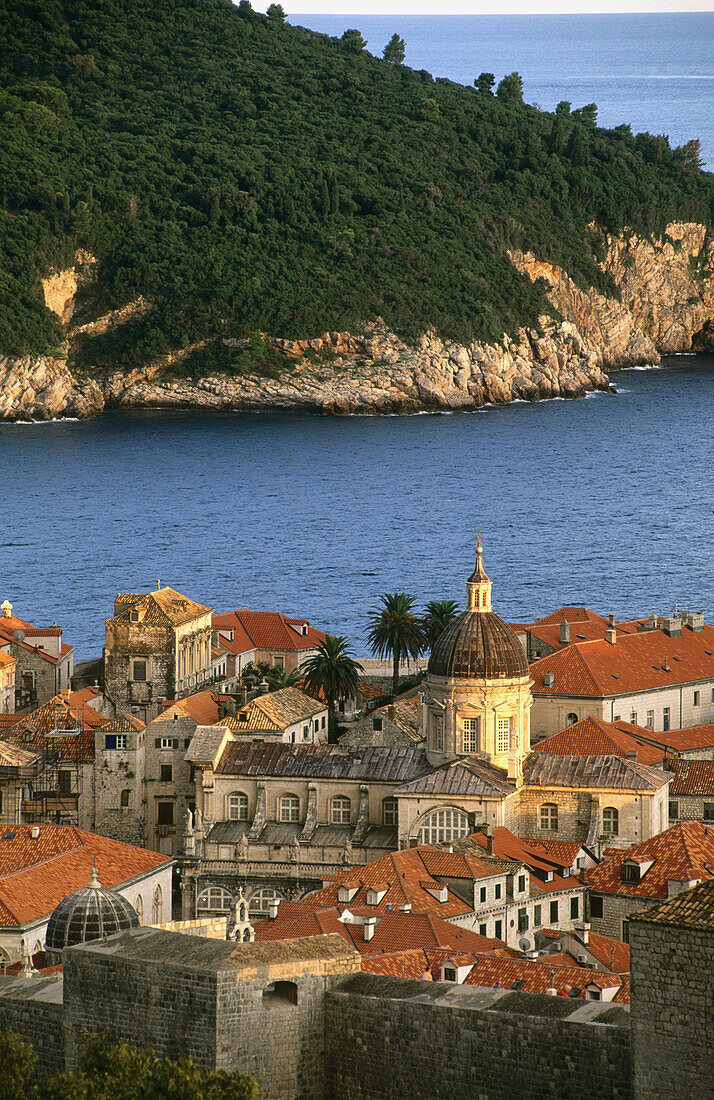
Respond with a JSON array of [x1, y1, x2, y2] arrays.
[[576, 921, 590, 945], [388, 705, 395, 721], [559, 619, 570, 646], [483, 824, 494, 856], [267, 898, 281, 920], [1, 601, 12, 619], [605, 615, 616, 645], [363, 917, 377, 941], [259, 679, 270, 694]]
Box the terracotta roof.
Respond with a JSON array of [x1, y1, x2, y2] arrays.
[[108, 587, 211, 628], [535, 717, 667, 767], [523, 752, 670, 791], [535, 927, 630, 973], [393, 757, 515, 799], [457, 829, 584, 893], [0, 621, 61, 666], [156, 690, 222, 726], [527, 610, 639, 650], [0, 651, 16, 668], [669, 759, 714, 796], [0, 741, 39, 768], [0, 825, 170, 927], [534, 607, 608, 627], [587, 821, 714, 899], [212, 609, 326, 653], [0, 715, 22, 729], [613, 974, 631, 1002], [630, 876, 714, 930], [1, 698, 105, 760], [341, 698, 423, 747], [644, 723, 714, 753], [234, 687, 324, 732], [358, 682, 389, 701], [214, 742, 428, 783], [360, 948, 433, 978], [464, 954, 626, 998], [531, 623, 714, 697]]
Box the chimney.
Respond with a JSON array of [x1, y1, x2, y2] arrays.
[[559, 619, 570, 646], [605, 625, 616, 645], [30, 825, 40, 840], [363, 917, 377, 941], [576, 922, 590, 945], [399, 903, 412, 913], [268, 898, 281, 920], [259, 679, 270, 694], [483, 825, 494, 856], [388, 705, 395, 721], [626, 749, 638, 762], [1, 601, 12, 619]]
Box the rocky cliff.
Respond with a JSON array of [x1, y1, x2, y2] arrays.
[[1, 223, 712, 421]]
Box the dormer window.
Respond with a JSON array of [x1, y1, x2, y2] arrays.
[[301, 623, 308, 637], [422, 883, 448, 903], [622, 859, 653, 883], [443, 967, 457, 982], [338, 884, 359, 903], [365, 886, 388, 906], [130, 610, 140, 623]]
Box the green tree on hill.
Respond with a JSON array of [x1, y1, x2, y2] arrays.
[[474, 72, 495, 95], [266, 3, 286, 22], [383, 33, 406, 65], [341, 28, 366, 52], [496, 71, 524, 103]]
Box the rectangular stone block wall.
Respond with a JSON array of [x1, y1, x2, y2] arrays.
[[325, 977, 632, 1100], [0, 992, 65, 1076], [590, 894, 657, 940], [517, 789, 593, 842], [630, 921, 714, 1100], [63, 950, 218, 1068]]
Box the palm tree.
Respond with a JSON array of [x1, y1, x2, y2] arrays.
[[299, 635, 364, 742], [366, 592, 424, 699], [263, 665, 304, 692], [422, 599, 460, 650]]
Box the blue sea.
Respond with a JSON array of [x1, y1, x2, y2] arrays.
[[2, 14, 713, 659]]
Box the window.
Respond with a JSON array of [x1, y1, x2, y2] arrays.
[[703, 803, 714, 822], [272, 655, 285, 668], [534, 904, 542, 927], [197, 886, 233, 912], [331, 795, 351, 824], [622, 862, 641, 883], [613, 715, 621, 722], [435, 716, 444, 751], [493, 920, 503, 942], [602, 807, 619, 835], [130, 610, 140, 622], [249, 887, 284, 918], [463, 718, 479, 754], [160, 764, 173, 783], [58, 770, 72, 794], [497, 717, 510, 754], [120, 788, 130, 808], [382, 798, 398, 826], [518, 908, 528, 933], [630, 712, 637, 725], [302, 725, 309, 740], [479, 886, 487, 904], [663, 707, 670, 732], [152, 885, 163, 924], [694, 690, 700, 706], [372, 717, 383, 732], [590, 896, 603, 919], [566, 712, 578, 726], [157, 802, 174, 826], [570, 896, 579, 919], [229, 792, 249, 820], [669, 801, 679, 820], [279, 794, 300, 823], [646, 710, 654, 730], [105, 734, 127, 750], [517, 874, 526, 893], [494, 883, 502, 901], [132, 660, 147, 682], [479, 924, 487, 937], [540, 803, 558, 831], [160, 737, 174, 749], [549, 900, 559, 923], [321, 716, 326, 729], [417, 809, 469, 845], [134, 893, 144, 923], [443, 967, 457, 982], [263, 980, 298, 1005]]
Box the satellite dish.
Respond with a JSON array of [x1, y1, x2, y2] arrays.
[[13, 630, 25, 643], [518, 937, 531, 952]]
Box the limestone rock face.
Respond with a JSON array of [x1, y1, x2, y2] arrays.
[[1, 221, 712, 421]]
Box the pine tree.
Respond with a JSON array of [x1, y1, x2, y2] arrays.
[[383, 33, 405, 65]]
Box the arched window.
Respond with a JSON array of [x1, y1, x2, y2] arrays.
[[566, 713, 579, 726], [331, 795, 351, 824], [248, 887, 285, 918], [32, 940, 42, 956], [197, 885, 233, 911], [134, 893, 144, 924], [279, 793, 300, 823], [228, 792, 249, 820], [540, 803, 558, 831], [152, 884, 163, 924], [602, 807, 619, 835], [417, 808, 469, 845], [120, 788, 130, 808], [382, 798, 398, 826]]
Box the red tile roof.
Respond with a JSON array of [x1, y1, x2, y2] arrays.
[[535, 717, 667, 767], [0, 651, 16, 668], [531, 623, 714, 697], [0, 825, 170, 926], [460, 829, 585, 893], [669, 759, 714, 796], [586, 820, 714, 899], [646, 724, 714, 753], [1, 697, 106, 760], [156, 690, 222, 726], [535, 928, 630, 973], [464, 954, 626, 998], [527, 609, 640, 651], [212, 609, 327, 653], [360, 949, 433, 978]]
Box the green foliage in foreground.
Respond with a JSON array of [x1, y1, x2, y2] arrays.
[[0, 0, 712, 370], [0, 1031, 260, 1099]]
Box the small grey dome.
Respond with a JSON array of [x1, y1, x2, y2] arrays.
[[45, 864, 139, 957], [428, 610, 529, 680]]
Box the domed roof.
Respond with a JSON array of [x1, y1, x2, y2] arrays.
[[45, 864, 139, 954], [427, 537, 529, 681]]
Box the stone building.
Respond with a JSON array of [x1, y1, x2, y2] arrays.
[[586, 819, 714, 940], [339, 697, 423, 748], [0, 740, 41, 825], [530, 611, 714, 740], [104, 586, 213, 722], [667, 759, 714, 825], [92, 713, 148, 847], [212, 608, 328, 688], [0, 823, 171, 963], [0, 651, 15, 713], [0, 601, 74, 711], [229, 686, 329, 745]]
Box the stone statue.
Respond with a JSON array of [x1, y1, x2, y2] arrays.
[[195, 805, 202, 831], [237, 833, 249, 861], [290, 835, 300, 862], [184, 806, 194, 833], [343, 836, 353, 865]]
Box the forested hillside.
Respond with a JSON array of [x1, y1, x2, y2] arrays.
[[1, 0, 712, 372]]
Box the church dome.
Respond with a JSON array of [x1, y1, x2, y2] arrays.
[[45, 864, 139, 958], [428, 538, 528, 681]]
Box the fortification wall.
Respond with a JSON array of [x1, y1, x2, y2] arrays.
[[325, 975, 632, 1100], [0, 975, 65, 1075]]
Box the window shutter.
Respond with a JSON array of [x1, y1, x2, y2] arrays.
[[155, 738, 161, 748], [105, 735, 116, 750], [184, 738, 191, 749], [173, 738, 179, 749]]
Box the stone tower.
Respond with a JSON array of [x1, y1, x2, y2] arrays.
[[423, 536, 532, 782]]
